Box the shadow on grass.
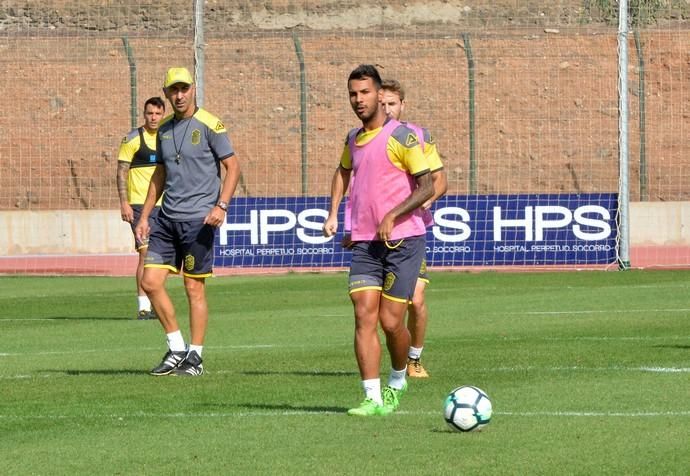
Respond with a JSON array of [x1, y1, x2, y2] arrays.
[[1, 316, 134, 321], [42, 369, 145, 376], [652, 344, 690, 350], [232, 402, 348, 414], [241, 370, 358, 377]]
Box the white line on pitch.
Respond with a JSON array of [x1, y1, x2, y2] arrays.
[[518, 308, 690, 315], [2, 365, 688, 381], [475, 366, 690, 373], [0, 410, 689, 420]]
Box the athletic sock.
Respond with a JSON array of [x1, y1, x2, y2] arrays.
[[388, 367, 407, 391], [188, 344, 203, 357], [166, 330, 186, 352], [362, 378, 382, 404], [408, 346, 423, 360], [137, 295, 151, 312]]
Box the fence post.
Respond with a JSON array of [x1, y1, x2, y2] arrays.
[[617, 0, 631, 269], [462, 33, 477, 194], [121, 36, 137, 129], [292, 31, 308, 196], [194, 0, 205, 107], [634, 30, 647, 202]]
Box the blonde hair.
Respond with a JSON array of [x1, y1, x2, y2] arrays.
[[381, 79, 405, 101]]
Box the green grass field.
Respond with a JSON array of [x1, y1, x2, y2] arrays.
[[1, 270, 689, 475]]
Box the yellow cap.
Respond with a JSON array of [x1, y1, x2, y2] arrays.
[[163, 67, 194, 88]]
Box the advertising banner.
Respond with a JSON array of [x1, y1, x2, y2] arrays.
[[215, 193, 618, 268]]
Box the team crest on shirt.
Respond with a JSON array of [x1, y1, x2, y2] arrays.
[[405, 133, 419, 148], [184, 254, 195, 271], [191, 129, 201, 145], [383, 272, 396, 292]]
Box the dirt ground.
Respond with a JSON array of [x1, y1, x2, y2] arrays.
[[1, 1, 689, 210]]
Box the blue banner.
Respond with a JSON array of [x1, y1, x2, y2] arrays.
[[215, 193, 618, 268]]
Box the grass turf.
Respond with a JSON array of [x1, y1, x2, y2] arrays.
[[0, 270, 689, 475]]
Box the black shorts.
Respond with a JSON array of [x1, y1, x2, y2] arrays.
[[349, 235, 426, 303], [130, 205, 160, 251], [144, 213, 215, 277]]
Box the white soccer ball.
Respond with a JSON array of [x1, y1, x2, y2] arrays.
[[443, 385, 492, 432]]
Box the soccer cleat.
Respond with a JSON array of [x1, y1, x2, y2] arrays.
[[150, 350, 187, 376], [173, 350, 204, 376], [382, 382, 408, 414], [347, 398, 386, 417], [406, 357, 429, 378], [137, 309, 157, 320]]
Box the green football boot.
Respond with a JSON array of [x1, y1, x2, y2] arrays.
[[347, 398, 386, 417], [382, 382, 408, 414]]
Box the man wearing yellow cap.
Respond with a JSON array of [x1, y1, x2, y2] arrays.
[[135, 67, 241, 376]]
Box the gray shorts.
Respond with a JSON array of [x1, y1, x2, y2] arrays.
[[348, 235, 426, 303], [145, 213, 215, 277], [418, 257, 429, 283]]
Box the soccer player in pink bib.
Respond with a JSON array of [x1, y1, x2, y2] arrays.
[[344, 79, 447, 378], [323, 65, 433, 416]]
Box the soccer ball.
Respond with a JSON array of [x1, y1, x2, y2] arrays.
[[443, 385, 492, 432]]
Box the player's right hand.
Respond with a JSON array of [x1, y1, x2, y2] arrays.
[[322, 216, 338, 237], [134, 219, 149, 243]]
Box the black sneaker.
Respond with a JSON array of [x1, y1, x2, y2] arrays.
[[137, 309, 157, 320], [173, 350, 204, 376], [150, 350, 187, 376]]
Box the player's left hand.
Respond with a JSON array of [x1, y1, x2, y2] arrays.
[[341, 233, 353, 249]]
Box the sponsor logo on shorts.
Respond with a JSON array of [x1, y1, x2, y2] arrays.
[[184, 254, 195, 271], [383, 272, 396, 291]]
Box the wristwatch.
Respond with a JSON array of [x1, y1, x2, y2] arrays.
[[216, 200, 228, 211]]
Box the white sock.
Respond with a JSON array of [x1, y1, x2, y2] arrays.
[[362, 378, 382, 404], [137, 295, 151, 312], [188, 344, 203, 357], [166, 330, 186, 352], [408, 346, 423, 360], [388, 367, 407, 391]]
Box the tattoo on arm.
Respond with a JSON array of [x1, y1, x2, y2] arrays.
[[117, 162, 129, 202]]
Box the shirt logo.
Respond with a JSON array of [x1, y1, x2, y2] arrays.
[[149, 154, 156, 163], [121, 136, 127, 144], [405, 133, 419, 148], [215, 121, 225, 132], [191, 129, 201, 145]]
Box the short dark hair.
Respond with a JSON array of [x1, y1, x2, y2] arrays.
[[348, 64, 382, 89], [144, 96, 165, 110]]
